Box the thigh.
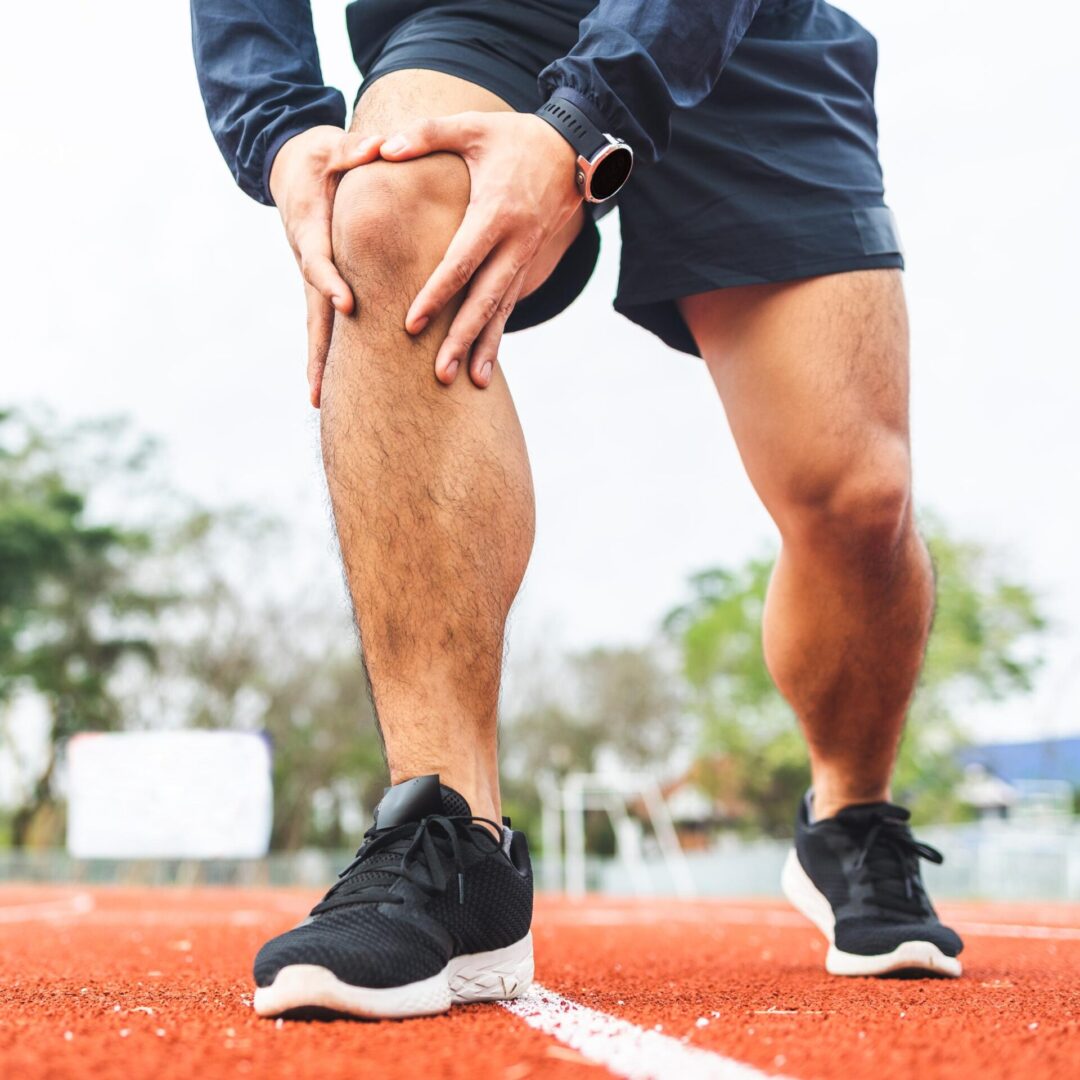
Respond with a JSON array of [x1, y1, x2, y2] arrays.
[[352, 67, 508, 132], [349, 69, 584, 300], [678, 269, 910, 528]]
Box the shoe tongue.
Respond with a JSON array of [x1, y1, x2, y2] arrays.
[[372, 774, 472, 830]]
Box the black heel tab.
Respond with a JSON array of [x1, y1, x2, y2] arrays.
[[373, 775, 444, 829], [508, 830, 532, 874]]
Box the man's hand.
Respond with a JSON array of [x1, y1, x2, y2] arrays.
[[379, 111, 581, 387], [269, 126, 382, 407]]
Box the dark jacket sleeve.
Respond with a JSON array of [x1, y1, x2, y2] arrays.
[[190, 0, 346, 205], [538, 0, 762, 165]]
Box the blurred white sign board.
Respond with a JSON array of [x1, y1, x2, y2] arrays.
[[67, 731, 273, 858]]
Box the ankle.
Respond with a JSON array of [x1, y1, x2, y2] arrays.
[[810, 781, 891, 822]]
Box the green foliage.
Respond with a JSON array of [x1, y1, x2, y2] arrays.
[[664, 522, 1047, 834], [0, 408, 389, 851], [920, 522, 1046, 699], [0, 410, 172, 844]]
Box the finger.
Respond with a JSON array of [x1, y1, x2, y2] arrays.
[[432, 242, 534, 383], [327, 132, 383, 172], [305, 284, 335, 409], [379, 114, 480, 161], [297, 229, 354, 315], [467, 266, 527, 388], [404, 203, 502, 334]]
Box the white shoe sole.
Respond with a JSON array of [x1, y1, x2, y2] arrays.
[[781, 849, 962, 978], [253, 931, 534, 1020]]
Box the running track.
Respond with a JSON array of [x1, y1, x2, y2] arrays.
[[1, 887, 1077, 1079]]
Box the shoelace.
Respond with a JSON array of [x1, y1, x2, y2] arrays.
[[850, 813, 944, 917], [309, 814, 503, 916]]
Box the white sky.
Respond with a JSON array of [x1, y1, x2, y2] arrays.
[[2, 1, 1079, 745]]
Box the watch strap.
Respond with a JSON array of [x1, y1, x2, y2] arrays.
[[536, 97, 609, 161]]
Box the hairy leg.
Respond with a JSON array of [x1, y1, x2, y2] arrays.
[[321, 70, 581, 821], [679, 270, 933, 820]]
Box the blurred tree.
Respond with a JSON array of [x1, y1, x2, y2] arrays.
[[0, 408, 387, 850], [152, 581, 386, 849], [663, 520, 1048, 834], [500, 644, 685, 850], [0, 409, 170, 845], [502, 643, 684, 782]]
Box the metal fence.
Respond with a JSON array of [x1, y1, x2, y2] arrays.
[[545, 817, 1080, 901], [3, 817, 1079, 900]]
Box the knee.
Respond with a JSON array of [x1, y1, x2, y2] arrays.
[[330, 154, 469, 286], [776, 437, 914, 564]]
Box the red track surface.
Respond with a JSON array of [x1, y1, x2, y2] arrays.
[[1, 886, 1077, 1079]]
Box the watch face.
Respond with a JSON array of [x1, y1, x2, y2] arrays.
[[590, 145, 633, 202]]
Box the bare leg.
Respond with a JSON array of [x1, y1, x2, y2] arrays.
[[679, 270, 933, 820], [322, 71, 582, 821]]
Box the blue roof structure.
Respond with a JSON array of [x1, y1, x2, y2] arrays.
[[959, 737, 1080, 784]]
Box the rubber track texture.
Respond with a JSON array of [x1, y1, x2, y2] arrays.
[[1, 886, 1078, 1080]]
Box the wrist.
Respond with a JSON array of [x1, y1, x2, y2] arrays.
[[267, 129, 308, 207], [530, 114, 581, 196], [267, 124, 341, 207], [535, 95, 633, 203]]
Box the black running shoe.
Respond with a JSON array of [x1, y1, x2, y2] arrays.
[[253, 775, 534, 1019], [782, 794, 963, 977]]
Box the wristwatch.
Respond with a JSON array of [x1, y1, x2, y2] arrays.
[[536, 97, 634, 204]]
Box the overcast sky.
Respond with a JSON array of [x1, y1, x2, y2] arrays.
[[3, 1, 1079, 743]]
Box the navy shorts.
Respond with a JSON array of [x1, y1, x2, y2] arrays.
[[347, 0, 904, 356]]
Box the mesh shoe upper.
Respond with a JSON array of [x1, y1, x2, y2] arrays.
[[794, 796, 963, 959], [254, 776, 533, 989]]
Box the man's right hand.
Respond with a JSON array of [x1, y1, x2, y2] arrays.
[[269, 126, 383, 408]]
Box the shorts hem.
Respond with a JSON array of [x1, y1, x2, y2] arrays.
[[615, 253, 905, 357], [617, 252, 904, 310]]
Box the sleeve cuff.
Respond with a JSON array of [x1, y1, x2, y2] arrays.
[[257, 96, 345, 206]]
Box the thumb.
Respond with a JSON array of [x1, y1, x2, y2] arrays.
[[327, 132, 383, 172], [379, 114, 480, 161]]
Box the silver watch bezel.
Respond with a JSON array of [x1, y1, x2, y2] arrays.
[[575, 135, 634, 204]]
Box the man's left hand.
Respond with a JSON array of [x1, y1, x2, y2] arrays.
[[379, 111, 582, 388]]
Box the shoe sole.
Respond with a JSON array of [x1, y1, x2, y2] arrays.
[[781, 849, 962, 978], [252, 931, 534, 1020]]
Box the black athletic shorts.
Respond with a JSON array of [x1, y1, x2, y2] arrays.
[[347, 0, 904, 357]]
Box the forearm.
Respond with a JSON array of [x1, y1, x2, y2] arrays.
[[538, 0, 762, 164], [190, 0, 346, 204]]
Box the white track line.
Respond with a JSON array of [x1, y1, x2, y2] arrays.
[[503, 984, 791, 1080], [3, 893, 1079, 941], [950, 920, 1080, 941], [542, 904, 1080, 941], [0, 892, 94, 923], [541, 906, 805, 929]]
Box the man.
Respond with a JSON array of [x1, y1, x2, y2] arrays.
[[191, 0, 963, 1020]]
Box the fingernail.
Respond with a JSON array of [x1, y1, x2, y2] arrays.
[[382, 135, 407, 154], [445, 359, 459, 381], [411, 315, 429, 335], [480, 361, 493, 385]]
